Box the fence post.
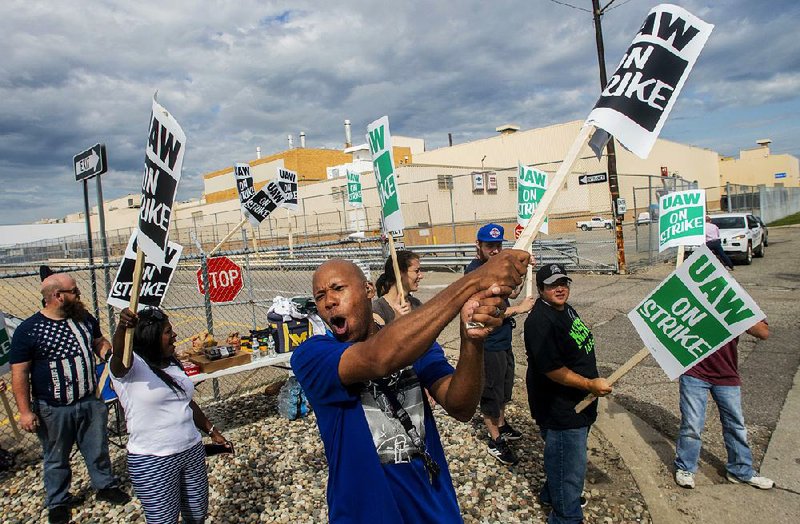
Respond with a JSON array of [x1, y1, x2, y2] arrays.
[[241, 227, 257, 331]]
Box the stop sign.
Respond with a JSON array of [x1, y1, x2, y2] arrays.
[[514, 223, 524, 240], [196, 256, 243, 303]]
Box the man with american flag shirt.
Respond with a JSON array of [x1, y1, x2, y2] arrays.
[[10, 273, 129, 524]]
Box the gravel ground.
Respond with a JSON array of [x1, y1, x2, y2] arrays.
[[0, 380, 651, 523]]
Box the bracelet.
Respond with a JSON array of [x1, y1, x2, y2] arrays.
[[206, 424, 216, 435]]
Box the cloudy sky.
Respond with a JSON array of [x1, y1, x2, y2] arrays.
[[1, 0, 797, 225]]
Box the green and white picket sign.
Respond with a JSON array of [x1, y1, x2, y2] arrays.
[[346, 169, 363, 208], [658, 189, 706, 252], [366, 116, 404, 235], [0, 312, 10, 375], [518, 163, 549, 235], [628, 244, 764, 380]]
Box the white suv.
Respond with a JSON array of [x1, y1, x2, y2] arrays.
[[688, 213, 765, 265]]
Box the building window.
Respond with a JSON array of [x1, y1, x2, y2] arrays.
[[437, 174, 453, 191], [508, 176, 517, 191], [331, 186, 346, 201]]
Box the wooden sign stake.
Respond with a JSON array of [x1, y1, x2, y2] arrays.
[[122, 247, 146, 368], [575, 245, 687, 413], [210, 217, 248, 257], [0, 390, 21, 438], [387, 233, 406, 307]]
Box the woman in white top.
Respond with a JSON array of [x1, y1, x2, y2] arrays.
[[110, 307, 230, 524]]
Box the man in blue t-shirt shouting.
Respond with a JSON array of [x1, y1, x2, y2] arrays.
[[465, 223, 534, 466], [292, 250, 530, 523]]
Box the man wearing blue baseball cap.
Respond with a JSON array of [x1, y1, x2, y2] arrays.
[[465, 223, 534, 465]]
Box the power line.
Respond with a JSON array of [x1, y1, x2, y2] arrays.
[[546, 0, 591, 13]]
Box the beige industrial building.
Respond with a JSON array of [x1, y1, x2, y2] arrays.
[[719, 140, 800, 188], [64, 119, 728, 250]]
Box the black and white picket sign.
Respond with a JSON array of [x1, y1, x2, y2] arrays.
[[107, 231, 183, 310], [585, 4, 713, 159], [137, 97, 185, 267], [242, 181, 286, 228], [234, 163, 256, 207], [277, 168, 299, 211]]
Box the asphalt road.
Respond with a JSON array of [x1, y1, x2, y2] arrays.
[[416, 224, 800, 477]]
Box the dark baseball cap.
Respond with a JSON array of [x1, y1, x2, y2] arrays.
[[536, 263, 572, 287], [476, 223, 505, 242]]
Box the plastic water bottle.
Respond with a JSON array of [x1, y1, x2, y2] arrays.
[[265, 336, 276, 359], [252, 343, 262, 362]]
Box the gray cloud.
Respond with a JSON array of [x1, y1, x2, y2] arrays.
[[1, 0, 798, 224]]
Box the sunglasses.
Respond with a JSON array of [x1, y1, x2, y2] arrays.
[[58, 287, 81, 297], [139, 308, 167, 324]]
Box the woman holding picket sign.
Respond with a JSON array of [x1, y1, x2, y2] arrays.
[[372, 250, 424, 325], [109, 307, 232, 523]]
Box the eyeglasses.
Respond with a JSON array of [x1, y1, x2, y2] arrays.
[[58, 287, 80, 297]]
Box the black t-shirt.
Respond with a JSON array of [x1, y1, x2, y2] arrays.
[[523, 299, 598, 429]]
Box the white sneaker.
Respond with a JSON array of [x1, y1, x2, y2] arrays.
[[675, 469, 695, 488], [726, 473, 774, 490]]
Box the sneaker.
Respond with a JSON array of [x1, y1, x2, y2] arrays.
[[498, 423, 523, 441], [675, 469, 695, 489], [96, 487, 131, 504], [726, 472, 774, 490], [487, 437, 518, 465], [48, 505, 70, 524]]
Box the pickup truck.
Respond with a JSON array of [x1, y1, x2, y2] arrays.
[[576, 216, 613, 231]]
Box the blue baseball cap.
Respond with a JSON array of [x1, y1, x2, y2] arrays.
[[476, 223, 505, 243]]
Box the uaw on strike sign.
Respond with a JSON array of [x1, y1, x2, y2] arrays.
[[367, 116, 405, 237], [586, 4, 713, 159], [629, 245, 764, 380], [138, 97, 185, 267], [108, 231, 183, 310], [659, 189, 705, 252]]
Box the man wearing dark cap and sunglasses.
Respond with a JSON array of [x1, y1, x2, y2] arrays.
[[10, 273, 129, 523], [524, 264, 611, 524]]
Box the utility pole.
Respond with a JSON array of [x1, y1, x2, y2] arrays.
[[592, 0, 627, 274]]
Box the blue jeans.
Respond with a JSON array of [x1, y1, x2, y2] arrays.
[[540, 426, 589, 524], [35, 396, 117, 508], [675, 375, 754, 479], [706, 239, 735, 268]]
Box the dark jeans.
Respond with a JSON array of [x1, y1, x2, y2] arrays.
[[540, 426, 589, 524], [706, 239, 734, 268], [35, 396, 117, 508]]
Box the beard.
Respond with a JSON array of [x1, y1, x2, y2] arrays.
[[62, 299, 89, 321]]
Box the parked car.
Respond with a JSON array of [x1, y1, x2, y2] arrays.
[[754, 216, 768, 246], [685, 212, 765, 265], [636, 212, 651, 225], [576, 216, 613, 231]]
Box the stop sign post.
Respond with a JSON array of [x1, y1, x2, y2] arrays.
[[196, 256, 243, 303]]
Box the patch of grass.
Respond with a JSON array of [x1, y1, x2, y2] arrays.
[[768, 212, 800, 227]]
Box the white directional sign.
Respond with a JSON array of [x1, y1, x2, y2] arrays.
[[578, 172, 608, 185], [73, 143, 108, 181]]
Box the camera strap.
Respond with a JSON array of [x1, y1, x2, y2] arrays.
[[371, 377, 440, 484]]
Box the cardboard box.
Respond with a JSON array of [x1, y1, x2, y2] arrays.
[[189, 352, 251, 374]]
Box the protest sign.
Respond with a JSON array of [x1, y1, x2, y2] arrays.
[[0, 312, 10, 376], [242, 181, 286, 228], [658, 189, 705, 252], [628, 245, 764, 380], [347, 169, 363, 208], [518, 163, 549, 235], [366, 116, 404, 235], [107, 231, 183, 310], [277, 168, 299, 211], [138, 97, 185, 267], [234, 163, 256, 206], [585, 4, 714, 159]]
